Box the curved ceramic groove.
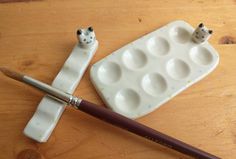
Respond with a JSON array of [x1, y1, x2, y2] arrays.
[[169, 27, 191, 43], [147, 37, 170, 56], [166, 58, 190, 80], [189, 46, 213, 65], [97, 61, 122, 84], [122, 49, 148, 70], [24, 37, 98, 142], [115, 88, 141, 113], [141, 73, 167, 97]]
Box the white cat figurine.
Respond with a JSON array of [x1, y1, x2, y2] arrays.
[[77, 27, 96, 48], [192, 23, 213, 43]]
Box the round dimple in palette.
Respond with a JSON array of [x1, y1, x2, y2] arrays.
[[97, 61, 122, 84], [90, 20, 219, 119]]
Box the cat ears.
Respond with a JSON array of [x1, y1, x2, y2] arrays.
[[198, 23, 204, 28], [198, 23, 213, 34], [77, 29, 82, 35], [88, 27, 93, 32], [76, 26, 94, 35]]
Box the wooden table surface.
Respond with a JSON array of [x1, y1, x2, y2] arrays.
[[0, 0, 236, 159]]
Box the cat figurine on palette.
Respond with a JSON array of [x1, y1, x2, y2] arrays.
[[192, 23, 213, 44], [77, 27, 96, 48]]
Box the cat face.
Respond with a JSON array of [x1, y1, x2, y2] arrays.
[[77, 27, 96, 47], [192, 23, 213, 43]]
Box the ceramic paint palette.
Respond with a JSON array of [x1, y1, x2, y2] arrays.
[[90, 20, 219, 119]]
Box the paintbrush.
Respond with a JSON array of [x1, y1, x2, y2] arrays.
[[0, 67, 220, 159]]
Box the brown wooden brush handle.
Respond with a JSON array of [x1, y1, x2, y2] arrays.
[[0, 67, 220, 158], [77, 100, 220, 159]]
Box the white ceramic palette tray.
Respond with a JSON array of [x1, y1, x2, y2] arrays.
[[90, 20, 219, 119]]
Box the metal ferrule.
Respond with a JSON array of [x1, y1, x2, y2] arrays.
[[23, 76, 82, 107], [68, 96, 82, 109]]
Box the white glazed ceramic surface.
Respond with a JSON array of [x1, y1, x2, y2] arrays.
[[24, 40, 98, 142], [90, 20, 219, 119]]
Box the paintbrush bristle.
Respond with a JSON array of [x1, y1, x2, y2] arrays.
[[0, 67, 24, 81]]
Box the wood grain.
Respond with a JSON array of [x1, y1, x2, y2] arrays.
[[0, 0, 236, 158]]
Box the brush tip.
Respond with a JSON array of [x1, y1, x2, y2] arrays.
[[0, 67, 9, 74], [0, 67, 24, 81], [0, 67, 9, 72]]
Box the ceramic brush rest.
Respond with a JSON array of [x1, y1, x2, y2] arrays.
[[90, 20, 219, 119], [24, 27, 98, 142]]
